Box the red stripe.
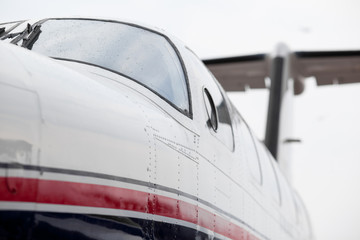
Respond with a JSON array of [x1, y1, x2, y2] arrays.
[[0, 177, 259, 240]]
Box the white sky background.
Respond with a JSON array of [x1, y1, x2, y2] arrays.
[[2, 1, 360, 239]]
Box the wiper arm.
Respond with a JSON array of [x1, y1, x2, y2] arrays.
[[0, 27, 5, 38], [0, 29, 26, 41], [21, 25, 41, 49], [0, 23, 42, 49], [0, 20, 26, 40], [10, 23, 33, 44]]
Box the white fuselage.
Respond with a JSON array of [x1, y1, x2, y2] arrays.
[[0, 18, 312, 240]]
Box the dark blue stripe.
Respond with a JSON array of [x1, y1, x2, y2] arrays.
[[0, 211, 218, 240]]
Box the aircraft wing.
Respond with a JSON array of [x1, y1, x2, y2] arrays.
[[203, 50, 360, 94], [203, 54, 268, 91], [293, 50, 360, 86]]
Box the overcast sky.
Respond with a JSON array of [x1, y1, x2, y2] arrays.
[[2, 1, 360, 239], [2, 0, 360, 57]]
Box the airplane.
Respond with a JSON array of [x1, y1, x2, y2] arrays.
[[1, 17, 358, 240]]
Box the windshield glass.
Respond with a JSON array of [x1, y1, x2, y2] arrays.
[[28, 19, 190, 115]]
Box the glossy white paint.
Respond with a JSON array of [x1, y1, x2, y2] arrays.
[[0, 18, 312, 240]]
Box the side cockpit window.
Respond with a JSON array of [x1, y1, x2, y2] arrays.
[[24, 19, 190, 116], [185, 49, 234, 150]]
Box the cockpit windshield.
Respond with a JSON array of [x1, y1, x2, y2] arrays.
[[20, 19, 191, 116]]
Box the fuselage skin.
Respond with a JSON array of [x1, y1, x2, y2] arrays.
[[0, 18, 312, 240]]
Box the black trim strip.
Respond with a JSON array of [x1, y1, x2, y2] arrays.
[[203, 54, 266, 65]]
